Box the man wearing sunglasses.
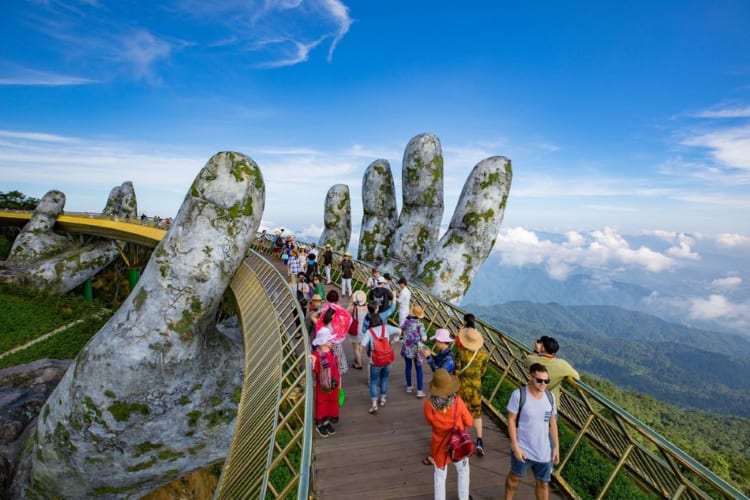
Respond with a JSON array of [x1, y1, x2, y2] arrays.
[[505, 363, 560, 500]]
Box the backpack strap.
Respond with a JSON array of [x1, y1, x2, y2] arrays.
[[456, 348, 480, 375], [516, 386, 554, 428]]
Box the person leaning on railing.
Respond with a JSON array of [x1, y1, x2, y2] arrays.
[[524, 336, 580, 402]]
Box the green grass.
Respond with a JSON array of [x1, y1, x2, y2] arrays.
[[0, 283, 101, 354], [0, 314, 108, 370]]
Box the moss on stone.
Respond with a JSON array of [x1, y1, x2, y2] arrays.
[[178, 396, 191, 405], [417, 227, 431, 249], [53, 422, 77, 454], [420, 260, 442, 287], [480, 170, 501, 189], [191, 383, 203, 392], [188, 443, 207, 455], [104, 390, 116, 399], [462, 208, 496, 228], [231, 386, 242, 404], [156, 449, 185, 461], [134, 441, 163, 456], [127, 458, 156, 472], [187, 410, 202, 427], [445, 233, 465, 246], [204, 408, 236, 428], [107, 401, 149, 422]]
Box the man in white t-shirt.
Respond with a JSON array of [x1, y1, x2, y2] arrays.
[[505, 363, 559, 500]]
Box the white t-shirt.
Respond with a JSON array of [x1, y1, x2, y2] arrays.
[[397, 286, 411, 326], [507, 387, 557, 462]]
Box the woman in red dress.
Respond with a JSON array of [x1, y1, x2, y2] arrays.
[[310, 327, 341, 437]]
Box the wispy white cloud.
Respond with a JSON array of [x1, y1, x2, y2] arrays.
[[0, 69, 96, 86], [118, 30, 174, 83], [695, 106, 750, 118], [712, 275, 742, 288], [682, 125, 750, 170], [492, 226, 680, 280], [715, 233, 750, 247], [688, 294, 750, 324], [320, 0, 352, 62]]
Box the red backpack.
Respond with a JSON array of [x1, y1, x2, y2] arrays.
[[369, 325, 394, 366]]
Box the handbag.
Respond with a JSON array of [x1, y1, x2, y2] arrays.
[[447, 402, 475, 461], [348, 305, 359, 336]]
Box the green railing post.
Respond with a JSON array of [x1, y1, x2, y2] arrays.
[[128, 268, 140, 291], [83, 278, 93, 304]]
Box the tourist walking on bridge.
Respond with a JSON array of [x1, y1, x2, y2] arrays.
[[322, 243, 333, 284], [340, 252, 354, 297], [424, 368, 473, 500], [400, 304, 428, 398], [421, 329, 456, 374], [361, 312, 401, 414], [310, 328, 341, 438], [505, 363, 559, 500], [455, 314, 489, 456]]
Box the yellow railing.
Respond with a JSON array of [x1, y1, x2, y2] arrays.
[[215, 250, 313, 499]]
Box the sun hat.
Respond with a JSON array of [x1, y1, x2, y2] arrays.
[[377, 276, 386, 284], [432, 328, 453, 344], [325, 243, 332, 249], [311, 294, 322, 302], [429, 368, 461, 398], [409, 304, 425, 319], [353, 290, 367, 305], [343, 251, 351, 257], [312, 327, 334, 346], [458, 327, 484, 351]]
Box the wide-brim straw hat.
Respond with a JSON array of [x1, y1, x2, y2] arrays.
[[325, 244, 332, 249], [343, 252, 351, 257], [410, 304, 425, 319], [311, 294, 323, 302], [353, 290, 367, 305], [458, 327, 484, 351], [429, 368, 461, 398]]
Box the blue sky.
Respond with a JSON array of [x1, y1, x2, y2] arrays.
[[1, 2, 749, 252]]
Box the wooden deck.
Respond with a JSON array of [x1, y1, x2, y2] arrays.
[[311, 310, 563, 500]]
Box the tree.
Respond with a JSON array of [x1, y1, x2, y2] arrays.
[[0, 190, 40, 210]]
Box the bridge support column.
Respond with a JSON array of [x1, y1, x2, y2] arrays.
[[84, 278, 93, 304], [128, 268, 141, 291]]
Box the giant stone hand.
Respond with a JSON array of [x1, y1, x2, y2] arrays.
[[17, 152, 264, 498], [4, 182, 137, 293], [353, 133, 512, 303]]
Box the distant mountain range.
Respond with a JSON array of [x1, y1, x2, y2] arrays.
[[464, 300, 750, 418]]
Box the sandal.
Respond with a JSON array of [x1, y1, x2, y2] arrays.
[[352, 363, 363, 370], [422, 456, 435, 466]]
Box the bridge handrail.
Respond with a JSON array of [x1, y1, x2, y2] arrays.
[[215, 249, 313, 499], [253, 239, 746, 500]]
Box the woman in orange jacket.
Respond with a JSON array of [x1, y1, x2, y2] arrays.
[[424, 368, 473, 500]]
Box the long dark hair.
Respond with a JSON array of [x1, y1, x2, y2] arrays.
[[323, 307, 336, 325], [463, 313, 476, 328]]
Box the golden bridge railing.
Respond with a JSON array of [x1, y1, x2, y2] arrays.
[[255, 241, 746, 500], [216, 249, 313, 499]]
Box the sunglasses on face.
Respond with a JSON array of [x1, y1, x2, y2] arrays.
[[534, 377, 550, 384]]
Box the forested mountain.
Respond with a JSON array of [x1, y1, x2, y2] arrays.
[[464, 301, 750, 418]]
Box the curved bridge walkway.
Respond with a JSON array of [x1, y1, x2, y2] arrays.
[[2, 211, 744, 499]]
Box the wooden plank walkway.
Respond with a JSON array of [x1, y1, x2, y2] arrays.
[[266, 256, 561, 499], [311, 304, 563, 500]]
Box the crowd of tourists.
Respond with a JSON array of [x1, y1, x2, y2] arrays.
[[272, 230, 579, 500]]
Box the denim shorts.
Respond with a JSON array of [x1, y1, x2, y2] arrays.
[[510, 453, 553, 482]]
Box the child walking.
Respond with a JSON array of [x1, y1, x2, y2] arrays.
[[310, 328, 341, 437]]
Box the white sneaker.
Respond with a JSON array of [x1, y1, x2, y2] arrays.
[[406, 386, 414, 394], [368, 405, 378, 414], [379, 397, 387, 407], [416, 390, 426, 398]]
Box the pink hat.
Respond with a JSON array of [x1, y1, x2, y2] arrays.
[[432, 329, 453, 343]]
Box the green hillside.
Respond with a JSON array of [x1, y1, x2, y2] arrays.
[[466, 301, 750, 418]]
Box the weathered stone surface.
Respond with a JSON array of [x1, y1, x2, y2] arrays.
[[0, 359, 71, 497], [5, 190, 71, 266], [350, 133, 512, 303], [358, 160, 397, 265], [2, 185, 134, 293], [418, 156, 512, 302], [15, 152, 265, 498], [103, 181, 138, 219], [318, 184, 351, 252]]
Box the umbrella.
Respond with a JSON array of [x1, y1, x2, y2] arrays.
[[315, 303, 353, 344]]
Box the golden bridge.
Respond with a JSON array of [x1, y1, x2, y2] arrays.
[[1, 210, 746, 499]]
